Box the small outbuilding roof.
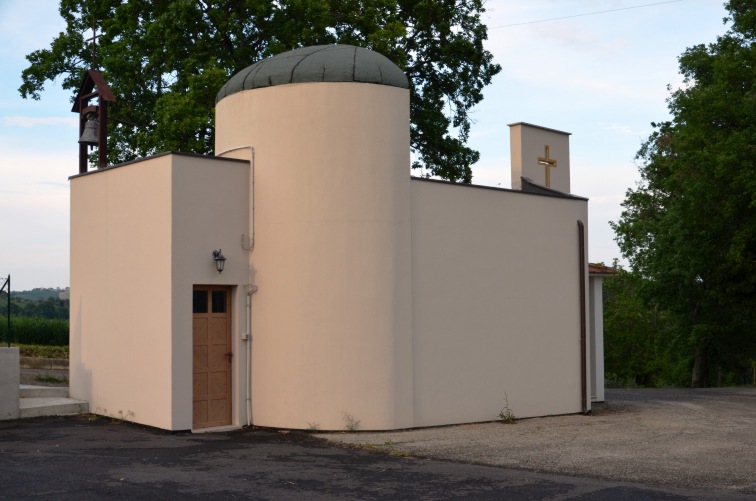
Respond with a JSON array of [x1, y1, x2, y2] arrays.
[[216, 45, 409, 103], [589, 263, 617, 276]]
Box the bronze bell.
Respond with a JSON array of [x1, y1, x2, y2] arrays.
[[78, 115, 99, 146]]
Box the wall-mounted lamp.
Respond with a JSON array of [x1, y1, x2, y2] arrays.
[[212, 249, 226, 274]]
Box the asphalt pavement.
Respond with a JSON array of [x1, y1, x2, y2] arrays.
[[3, 382, 754, 500], [0, 405, 751, 500]]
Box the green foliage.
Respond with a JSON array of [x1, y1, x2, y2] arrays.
[[1, 289, 70, 320], [611, 1, 756, 387], [0, 317, 69, 346], [9, 296, 69, 320], [498, 393, 515, 424], [20, 0, 501, 183], [603, 265, 685, 387], [8, 288, 67, 302], [342, 412, 360, 432], [15, 344, 70, 359], [96, 408, 136, 423], [35, 375, 69, 384]]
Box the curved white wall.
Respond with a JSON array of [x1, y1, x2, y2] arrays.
[[215, 82, 413, 430]]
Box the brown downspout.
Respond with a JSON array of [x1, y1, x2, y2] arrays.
[[577, 220, 588, 414]]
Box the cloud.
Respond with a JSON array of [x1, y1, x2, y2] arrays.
[[530, 21, 628, 54], [0, 149, 77, 195], [2, 116, 78, 128]]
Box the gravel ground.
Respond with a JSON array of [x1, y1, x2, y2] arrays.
[[316, 387, 756, 496]]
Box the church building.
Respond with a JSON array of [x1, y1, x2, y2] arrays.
[[69, 45, 607, 431]]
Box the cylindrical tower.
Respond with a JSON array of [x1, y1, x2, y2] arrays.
[[215, 45, 413, 430]]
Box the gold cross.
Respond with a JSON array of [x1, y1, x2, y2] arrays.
[[537, 145, 557, 188]]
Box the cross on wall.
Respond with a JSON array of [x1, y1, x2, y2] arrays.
[[537, 145, 557, 188]]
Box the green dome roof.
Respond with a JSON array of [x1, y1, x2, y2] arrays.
[[216, 45, 409, 103]]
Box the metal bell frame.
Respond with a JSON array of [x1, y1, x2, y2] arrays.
[[72, 70, 116, 173]]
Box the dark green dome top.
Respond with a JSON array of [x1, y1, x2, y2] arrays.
[[216, 45, 409, 103]]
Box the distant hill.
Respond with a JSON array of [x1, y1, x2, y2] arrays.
[[10, 288, 70, 301], [0, 288, 70, 320]]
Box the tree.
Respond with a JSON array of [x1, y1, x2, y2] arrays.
[[20, 0, 500, 183], [603, 265, 669, 387], [612, 0, 756, 387]]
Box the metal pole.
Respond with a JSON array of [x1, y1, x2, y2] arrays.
[[2, 275, 9, 347], [7, 275, 9, 347]]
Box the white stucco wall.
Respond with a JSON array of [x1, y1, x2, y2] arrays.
[[71, 78, 594, 431], [410, 180, 589, 426], [169, 155, 250, 430], [215, 82, 414, 431], [510, 123, 571, 193], [0, 347, 20, 420], [589, 276, 605, 402], [70, 156, 174, 428], [70, 154, 249, 430]]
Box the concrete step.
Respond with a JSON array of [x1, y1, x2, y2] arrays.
[[20, 357, 69, 370], [19, 397, 89, 418], [20, 385, 69, 398]]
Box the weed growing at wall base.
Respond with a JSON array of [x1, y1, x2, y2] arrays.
[[498, 393, 516, 424], [342, 412, 360, 432], [96, 408, 135, 424]]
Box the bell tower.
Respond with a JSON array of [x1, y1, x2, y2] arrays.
[[71, 22, 116, 174]]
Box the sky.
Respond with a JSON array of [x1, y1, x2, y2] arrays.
[[0, 0, 731, 291]]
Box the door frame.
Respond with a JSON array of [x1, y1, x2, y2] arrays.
[[192, 284, 233, 429]]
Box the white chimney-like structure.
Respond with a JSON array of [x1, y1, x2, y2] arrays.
[[509, 122, 572, 193]]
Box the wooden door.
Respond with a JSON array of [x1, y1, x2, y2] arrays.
[[193, 285, 232, 429]]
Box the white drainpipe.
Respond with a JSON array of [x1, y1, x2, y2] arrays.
[[217, 145, 257, 426], [244, 283, 258, 426]]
